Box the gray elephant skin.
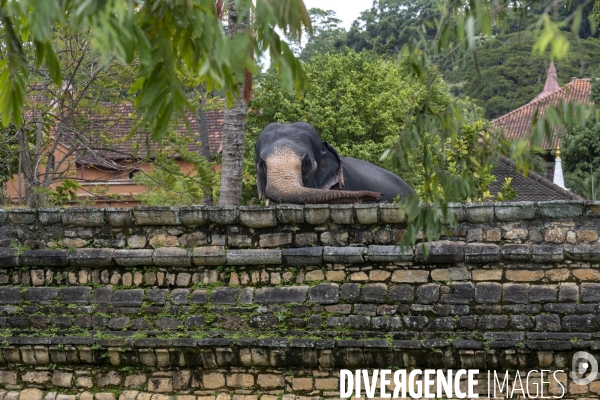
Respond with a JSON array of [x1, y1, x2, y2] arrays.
[[254, 122, 414, 204]]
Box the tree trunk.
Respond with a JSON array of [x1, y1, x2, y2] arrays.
[[218, 2, 249, 206], [197, 91, 214, 205]]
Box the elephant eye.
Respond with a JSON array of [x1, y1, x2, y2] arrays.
[[257, 160, 266, 173]]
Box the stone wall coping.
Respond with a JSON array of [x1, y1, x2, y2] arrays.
[[4, 243, 600, 266], [2, 200, 599, 227], [1, 335, 595, 354]]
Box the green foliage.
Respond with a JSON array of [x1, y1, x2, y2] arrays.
[[248, 51, 451, 170], [0, 0, 311, 141], [560, 78, 600, 199], [496, 177, 518, 201], [297, 8, 346, 62], [133, 131, 218, 206], [565, 171, 600, 200], [339, 0, 439, 55], [444, 31, 600, 119], [33, 179, 82, 207]]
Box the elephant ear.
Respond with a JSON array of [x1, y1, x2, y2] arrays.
[[316, 141, 345, 190]]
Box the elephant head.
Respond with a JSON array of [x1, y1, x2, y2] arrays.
[[255, 122, 382, 204]]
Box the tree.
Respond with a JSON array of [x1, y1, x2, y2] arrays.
[[0, 0, 311, 145], [297, 8, 346, 62], [443, 31, 600, 119], [219, 2, 250, 206], [338, 0, 440, 55], [561, 77, 600, 199], [1, 26, 140, 207]]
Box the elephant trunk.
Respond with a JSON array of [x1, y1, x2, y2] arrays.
[[264, 147, 382, 204]]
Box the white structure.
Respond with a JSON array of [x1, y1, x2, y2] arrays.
[[553, 146, 566, 189]]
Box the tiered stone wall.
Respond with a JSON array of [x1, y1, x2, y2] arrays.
[[1, 201, 600, 399]]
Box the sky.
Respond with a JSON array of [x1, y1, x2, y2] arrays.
[[302, 0, 373, 30]]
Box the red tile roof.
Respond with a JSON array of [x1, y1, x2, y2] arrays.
[[23, 91, 224, 168], [492, 78, 592, 150], [73, 104, 224, 167]]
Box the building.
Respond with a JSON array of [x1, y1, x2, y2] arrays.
[[492, 62, 592, 180], [5, 102, 224, 207], [487, 62, 592, 201]]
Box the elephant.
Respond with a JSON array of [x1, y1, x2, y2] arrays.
[[254, 122, 414, 204]]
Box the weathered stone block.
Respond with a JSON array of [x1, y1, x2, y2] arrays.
[[276, 205, 304, 224], [69, 248, 114, 267], [0, 287, 22, 304], [494, 201, 535, 221], [329, 205, 354, 224], [190, 290, 208, 304], [464, 202, 493, 223], [391, 270, 429, 283], [379, 204, 406, 223], [431, 267, 469, 281], [353, 204, 378, 224], [133, 207, 179, 225], [171, 288, 190, 304], [105, 208, 132, 227], [532, 245, 563, 263], [239, 206, 277, 228], [536, 314, 561, 331], [227, 249, 281, 265], [113, 289, 143, 306], [9, 209, 36, 224], [529, 285, 557, 303], [210, 287, 240, 305], [283, 247, 322, 266], [207, 206, 238, 225], [59, 287, 91, 304], [581, 283, 600, 302], [511, 315, 533, 330], [38, 208, 62, 226], [52, 371, 73, 387], [63, 208, 105, 226], [416, 284, 439, 304], [254, 286, 308, 304], [259, 232, 292, 248], [0, 248, 19, 267], [360, 283, 387, 303], [308, 283, 339, 304], [537, 200, 584, 219], [501, 244, 531, 261], [323, 246, 363, 263], [153, 247, 191, 267], [559, 282, 579, 301], [475, 282, 501, 304], [93, 287, 113, 305], [114, 249, 154, 266], [193, 246, 226, 266], [416, 241, 464, 264], [179, 206, 209, 226], [441, 282, 474, 304], [21, 250, 68, 266], [465, 243, 500, 263], [503, 283, 528, 303], [304, 205, 330, 224], [478, 315, 508, 330], [367, 245, 412, 262], [564, 244, 600, 261]]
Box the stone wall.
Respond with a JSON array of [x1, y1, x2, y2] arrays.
[[1, 201, 600, 398]]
